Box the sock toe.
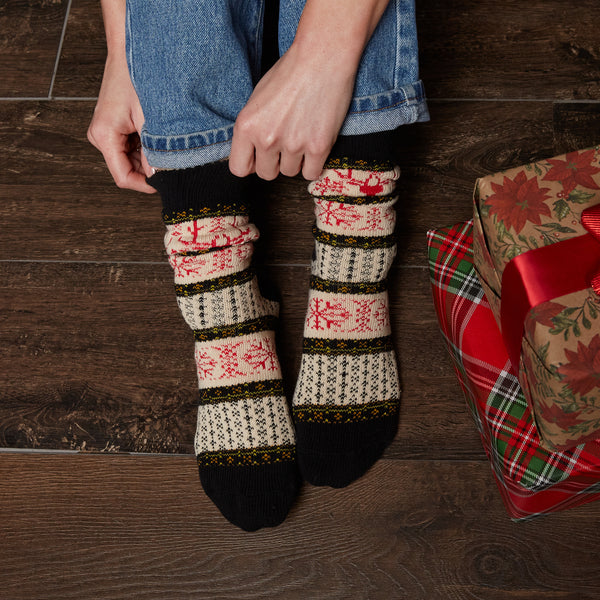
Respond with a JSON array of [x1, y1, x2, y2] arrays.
[[199, 461, 302, 531], [294, 413, 399, 488]]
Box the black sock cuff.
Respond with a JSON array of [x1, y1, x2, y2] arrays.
[[329, 130, 399, 164], [147, 162, 249, 220]]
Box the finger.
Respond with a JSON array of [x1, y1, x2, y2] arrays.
[[279, 151, 304, 178], [229, 134, 256, 178], [140, 149, 155, 179], [254, 148, 281, 181], [128, 147, 157, 194], [302, 151, 327, 181], [126, 132, 155, 180], [102, 135, 156, 194]]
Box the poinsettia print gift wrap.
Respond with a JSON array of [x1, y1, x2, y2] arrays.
[[428, 221, 600, 520], [473, 147, 600, 451]]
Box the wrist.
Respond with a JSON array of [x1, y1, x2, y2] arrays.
[[288, 29, 363, 81], [100, 0, 127, 60], [291, 0, 389, 73]]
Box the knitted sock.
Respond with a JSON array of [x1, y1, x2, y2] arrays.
[[149, 163, 300, 531], [292, 154, 401, 487]]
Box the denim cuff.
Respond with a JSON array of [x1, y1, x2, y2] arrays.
[[142, 79, 428, 170]]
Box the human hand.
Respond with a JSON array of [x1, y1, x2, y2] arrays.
[[88, 55, 155, 194], [229, 0, 390, 182], [229, 42, 355, 181]]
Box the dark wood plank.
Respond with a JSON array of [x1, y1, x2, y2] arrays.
[[52, 0, 600, 102], [0, 0, 69, 97], [0, 260, 481, 458], [5, 101, 600, 266], [1, 453, 600, 600], [0, 100, 167, 263], [52, 0, 105, 98], [553, 102, 600, 150], [418, 0, 600, 100], [0, 261, 197, 453]]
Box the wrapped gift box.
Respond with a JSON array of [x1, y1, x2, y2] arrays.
[[428, 220, 600, 519], [473, 148, 600, 450]]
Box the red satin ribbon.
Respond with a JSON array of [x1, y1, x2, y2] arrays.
[[501, 204, 600, 372], [582, 206, 600, 296]]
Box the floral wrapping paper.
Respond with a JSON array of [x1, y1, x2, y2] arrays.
[[473, 147, 600, 450], [428, 221, 600, 519]]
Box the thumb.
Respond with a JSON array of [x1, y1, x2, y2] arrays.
[[140, 148, 155, 179]]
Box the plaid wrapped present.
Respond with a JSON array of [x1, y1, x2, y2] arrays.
[[473, 148, 600, 450], [428, 220, 600, 519]]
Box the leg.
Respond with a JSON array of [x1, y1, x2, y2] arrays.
[[127, 0, 300, 529], [280, 0, 429, 486], [151, 163, 299, 530], [126, 0, 265, 168], [293, 135, 403, 486]]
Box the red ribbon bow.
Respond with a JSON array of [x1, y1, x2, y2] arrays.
[[582, 204, 600, 296], [500, 203, 600, 372]]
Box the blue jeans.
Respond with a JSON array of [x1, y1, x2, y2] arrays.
[[126, 0, 429, 169]]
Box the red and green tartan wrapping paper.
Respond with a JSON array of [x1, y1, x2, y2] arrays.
[[472, 148, 600, 450], [428, 220, 600, 519]]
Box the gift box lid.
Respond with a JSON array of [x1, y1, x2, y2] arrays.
[[474, 147, 600, 282]]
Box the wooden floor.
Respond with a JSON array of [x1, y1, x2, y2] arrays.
[[2, 0, 600, 598]]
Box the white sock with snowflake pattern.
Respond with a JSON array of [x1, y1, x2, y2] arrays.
[[149, 163, 300, 530], [292, 157, 402, 487]]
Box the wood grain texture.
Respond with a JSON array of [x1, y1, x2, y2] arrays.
[[0, 0, 69, 97], [4, 1, 600, 594], [0, 260, 197, 453], [418, 0, 600, 100], [45, 0, 600, 102], [1, 453, 599, 600], [0, 260, 482, 459], [52, 0, 105, 98], [3, 101, 600, 266]]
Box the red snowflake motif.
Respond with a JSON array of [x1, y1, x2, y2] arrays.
[[316, 200, 361, 228], [216, 342, 246, 379], [168, 221, 211, 252], [235, 243, 253, 262], [310, 173, 347, 196], [358, 206, 394, 233], [207, 217, 228, 235], [307, 298, 351, 330], [205, 248, 236, 276], [373, 300, 390, 329], [356, 171, 387, 195], [188, 220, 210, 244], [349, 299, 377, 333], [170, 254, 208, 279], [165, 223, 187, 254], [209, 225, 254, 250], [557, 334, 600, 396], [195, 350, 218, 379], [543, 149, 600, 192], [166, 220, 229, 253], [485, 170, 552, 234], [383, 205, 396, 223], [334, 169, 389, 196], [242, 340, 278, 371], [311, 167, 397, 197]]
